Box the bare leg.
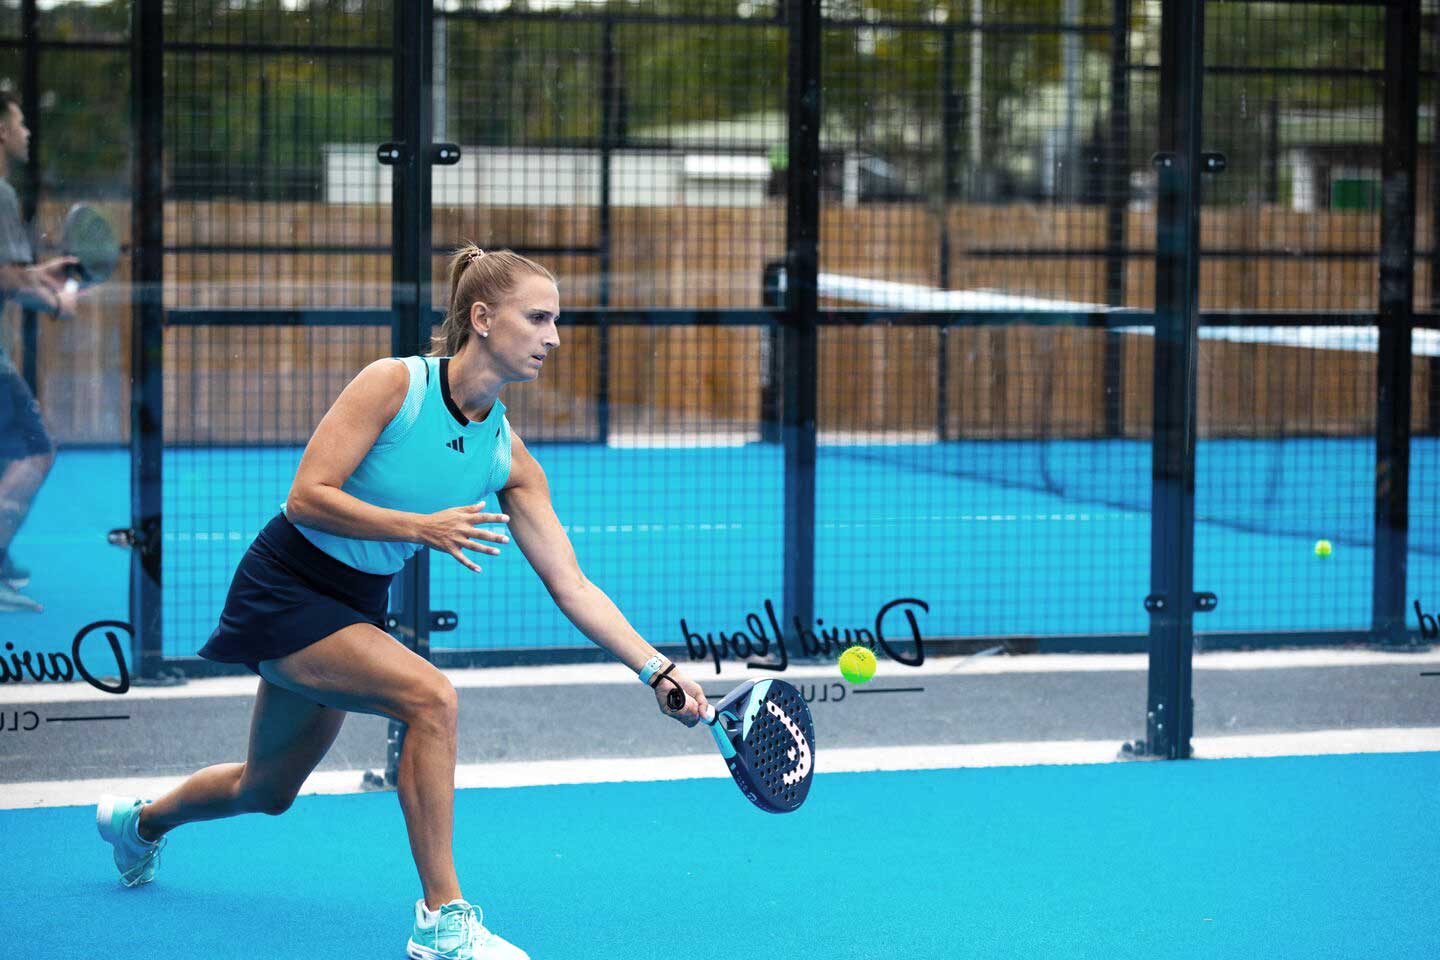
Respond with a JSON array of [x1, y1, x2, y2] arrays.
[[0, 450, 53, 553], [138, 676, 346, 842], [258, 623, 464, 910], [395, 696, 462, 908]]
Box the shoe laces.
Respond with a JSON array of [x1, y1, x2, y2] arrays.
[[465, 905, 493, 948], [118, 800, 165, 887], [438, 902, 490, 951], [119, 834, 164, 887]]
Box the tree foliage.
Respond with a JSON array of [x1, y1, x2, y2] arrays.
[[0, 0, 1395, 203]]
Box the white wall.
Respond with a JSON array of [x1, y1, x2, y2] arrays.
[[323, 146, 770, 207]]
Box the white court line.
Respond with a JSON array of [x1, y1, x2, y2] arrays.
[[155, 512, 1135, 544], [4, 647, 1440, 704], [601, 429, 975, 447], [4, 726, 1438, 810]]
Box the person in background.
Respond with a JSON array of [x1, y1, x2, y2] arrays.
[[0, 90, 78, 612]]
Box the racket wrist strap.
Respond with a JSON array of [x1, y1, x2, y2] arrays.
[[638, 654, 669, 686]]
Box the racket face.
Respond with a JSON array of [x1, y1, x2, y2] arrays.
[[723, 679, 814, 813], [63, 204, 119, 284]]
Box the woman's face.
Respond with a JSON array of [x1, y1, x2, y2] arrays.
[[473, 273, 561, 382]]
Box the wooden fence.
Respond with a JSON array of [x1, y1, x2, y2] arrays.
[[3, 201, 1433, 445]]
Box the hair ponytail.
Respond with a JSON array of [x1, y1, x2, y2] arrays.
[[431, 244, 556, 357]]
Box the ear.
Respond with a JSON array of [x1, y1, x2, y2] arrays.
[[468, 301, 490, 337]]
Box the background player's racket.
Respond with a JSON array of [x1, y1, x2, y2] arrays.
[[666, 678, 814, 813], [60, 204, 119, 294]]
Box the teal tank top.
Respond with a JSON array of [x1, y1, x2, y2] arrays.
[[283, 355, 513, 574]]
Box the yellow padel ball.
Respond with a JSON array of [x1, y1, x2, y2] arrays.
[[838, 645, 877, 684]]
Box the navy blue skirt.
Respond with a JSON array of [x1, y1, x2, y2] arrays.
[[197, 512, 394, 676]]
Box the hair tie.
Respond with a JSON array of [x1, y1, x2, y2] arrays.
[[468, 249, 486, 265]]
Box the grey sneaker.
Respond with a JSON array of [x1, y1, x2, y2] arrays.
[[0, 581, 41, 612], [0, 552, 29, 587]]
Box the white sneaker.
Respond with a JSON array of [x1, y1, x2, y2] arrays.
[[406, 898, 530, 960]]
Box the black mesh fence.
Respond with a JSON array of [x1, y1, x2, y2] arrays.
[[0, 0, 1432, 669], [1196, 1, 1389, 635], [161, 0, 394, 649], [0, 2, 137, 644]]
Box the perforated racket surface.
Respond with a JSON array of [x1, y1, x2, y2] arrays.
[[62, 204, 119, 287], [675, 678, 815, 813]]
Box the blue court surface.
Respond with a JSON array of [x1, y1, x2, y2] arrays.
[[3, 751, 1437, 959], [5, 437, 1438, 667]]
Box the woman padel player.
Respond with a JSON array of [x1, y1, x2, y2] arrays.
[[97, 246, 711, 960]]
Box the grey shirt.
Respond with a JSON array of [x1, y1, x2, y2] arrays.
[[0, 179, 34, 353], [0, 179, 33, 266]]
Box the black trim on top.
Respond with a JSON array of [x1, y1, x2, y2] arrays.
[[438, 357, 470, 427]]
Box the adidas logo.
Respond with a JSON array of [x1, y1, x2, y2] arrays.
[[445, 437, 465, 453]]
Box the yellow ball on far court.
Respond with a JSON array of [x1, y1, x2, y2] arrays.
[[839, 645, 877, 684], [1314, 539, 1333, 558]]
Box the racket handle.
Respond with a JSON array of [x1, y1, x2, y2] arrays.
[[665, 686, 717, 725]]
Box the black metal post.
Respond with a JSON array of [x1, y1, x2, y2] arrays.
[[385, 0, 436, 782], [782, 0, 820, 640], [257, 71, 270, 199], [597, 18, 614, 443], [1103, 0, 1130, 438], [1143, 0, 1205, 759], [130, 0, 165, 679], [1430, 9, 1439, 436], [761, 260, 783, 445], [1266, 96, 1280, 205], [1432, 66, 1439, 441], [1374, 0, 1420, 648], [938, 25, 959, 441], [940, 25, 959, 290], [19, 0, 38, 393]]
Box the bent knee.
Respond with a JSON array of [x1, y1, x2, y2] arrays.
[[237, 781, 298, 816], [258, 797, 294, 816], [402, 678, 458, 730]]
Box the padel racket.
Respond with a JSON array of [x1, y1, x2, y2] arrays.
[[666, 679, 815, 813], [60, 204, 119, 294]]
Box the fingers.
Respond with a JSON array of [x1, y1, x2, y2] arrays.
[[447, 547, 483, 573], [655, 683, 696, 726], [682, 676, 709, 717], [678, 694, 700, 727], [467, 525, 509, 545], [675, 688, 707, 726], [441, 501, 510, 560], [462, 538, 502, 556], [465, 500, 510, 524], [655, 671, 710, 726]]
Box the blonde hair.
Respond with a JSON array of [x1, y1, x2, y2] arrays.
[[431, 244, 557, 357]]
